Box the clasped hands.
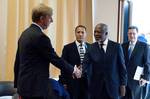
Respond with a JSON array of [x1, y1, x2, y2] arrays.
[[72, 65, 82, 79]]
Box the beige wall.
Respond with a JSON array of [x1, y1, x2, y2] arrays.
[[93, 0, 119, 41], [0, 0, 7, 80]]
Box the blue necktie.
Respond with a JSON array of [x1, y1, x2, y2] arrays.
[[128, 44, 133, 59]]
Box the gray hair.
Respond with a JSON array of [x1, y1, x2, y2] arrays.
[[96, 23, 108, 33], [32, 3, 53, 22]]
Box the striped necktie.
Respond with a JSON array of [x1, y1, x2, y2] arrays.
[[79, 44, 85, 64]]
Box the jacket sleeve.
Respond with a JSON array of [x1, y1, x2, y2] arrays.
[[59, 46, 70, 84], [117, 45, 127, 86], [14, 46, 20, 88], [36, 34, 74, 75], [143, 45, 150, 81]]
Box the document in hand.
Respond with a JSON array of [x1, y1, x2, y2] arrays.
[[133, 66, 143, 81], [133, 66, 150, 84]]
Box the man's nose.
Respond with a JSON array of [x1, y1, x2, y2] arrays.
[[79, 32, 83, 36]]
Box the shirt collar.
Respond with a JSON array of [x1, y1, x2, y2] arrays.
[[32, 22, 44, 32], [129, 40, 137, 45], [75, 40, 85, 47], [98, 38, 108, 45]]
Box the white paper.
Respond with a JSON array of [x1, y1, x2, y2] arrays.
[[133, 66, 143, 81], [0, 96, 12, 99]]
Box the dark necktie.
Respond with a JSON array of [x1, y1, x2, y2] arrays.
[[100, 42, 105, 53], [79, 44, 85, 64]]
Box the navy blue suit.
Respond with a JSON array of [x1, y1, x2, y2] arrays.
[[83, 40, 127, 99], [122, 41, 150, 99], [14, 24, 74, 98], [59, 41, 90, 99]]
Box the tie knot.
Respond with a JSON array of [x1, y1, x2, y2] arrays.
[[100, 41, 103, 44], [100, 41, 104, 45], [130, 42, 134, 46], [100, 43, 104, 46], [79, 43, 83, 46], [129, 43, 134, 49], [100, 42, 104, 48]]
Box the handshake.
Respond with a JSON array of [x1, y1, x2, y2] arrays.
[[72, 65, 82, 79]]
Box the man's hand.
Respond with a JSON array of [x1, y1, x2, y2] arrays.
[[77, 65, 82, 71], [139, 78, 147, 86], [73, 65, 82, 78], [120, 85, 126, 97]]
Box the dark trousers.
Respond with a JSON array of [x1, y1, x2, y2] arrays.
[[121, 86, 132, 99], [19, 81, 57, 99], [122, 85, 145, 99], [90, 82, 119, 99], [143, 84, 150, 99], [19, 96, 45, 99], [67, 78, 88, 99]]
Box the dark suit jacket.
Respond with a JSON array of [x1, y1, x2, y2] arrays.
[[59, 41, 90, 99], [122, 41, 150, 90], [83, 40, 127, 98], [14, 24, 74, 97]]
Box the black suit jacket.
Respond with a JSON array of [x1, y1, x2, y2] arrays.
[[59, 41, 90, 99], [14, 24, 74, 97], [83, 40, 127, 98], [122, 41, 150, 90]]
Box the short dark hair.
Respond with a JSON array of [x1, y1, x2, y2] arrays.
[[75, 25, 86, 32], [128, 26, 138, 32], [32, 3, 53, 22]]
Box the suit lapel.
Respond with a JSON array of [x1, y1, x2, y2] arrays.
[[124, 42, 130, 62], [95, 42, 102, 52], [96, 40, 113, 55], [106, 40, 110, 54], [72, 42, 80, 59], [85, 42, 90, 52], [105, 40, 114, 55], [130, 41, 140, 59]]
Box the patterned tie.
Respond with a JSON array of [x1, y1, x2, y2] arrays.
[[79, 43, 85, 64]]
